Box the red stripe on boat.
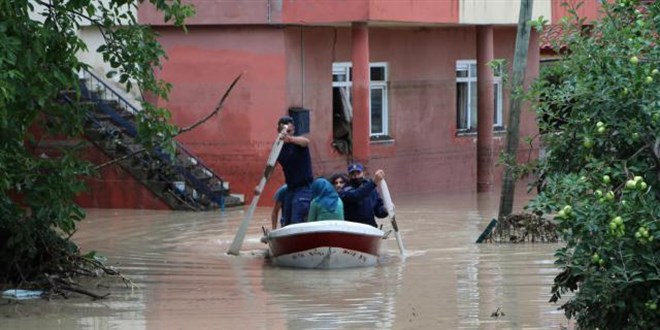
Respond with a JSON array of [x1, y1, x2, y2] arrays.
[[269, 232, 381, 257]]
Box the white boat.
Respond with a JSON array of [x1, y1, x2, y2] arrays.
[[265, 220, 385, 269]]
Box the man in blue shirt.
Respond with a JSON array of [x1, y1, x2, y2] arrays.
[[270, 184, 287, 229], [339, 163, 388, 228], [276, 116, 313, 226]]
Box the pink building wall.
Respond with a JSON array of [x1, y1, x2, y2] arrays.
[[139, 25, 540, 206], [75, 0, 598, 209], [139, 0, 460, 26], [551, 0, 602, 24], [154, 26, 290, 200], [76, 148, 169, 209], [281, 0, 459, 24]]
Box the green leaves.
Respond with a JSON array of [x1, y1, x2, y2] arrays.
[[530, 15, 548, 33], [530, 1, 660, 328], [0, 0, 191, 283]]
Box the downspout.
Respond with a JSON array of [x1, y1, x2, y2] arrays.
[[266, 0, 271, 24]]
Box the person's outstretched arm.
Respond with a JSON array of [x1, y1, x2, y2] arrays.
[[283, 134, 309, 147], [339, 181, 377, 202]]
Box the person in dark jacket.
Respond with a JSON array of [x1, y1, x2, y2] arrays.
[[339, 163, 388, 227], [276, 116, 313, 226]]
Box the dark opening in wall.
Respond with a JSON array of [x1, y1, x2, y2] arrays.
[[288, 107, 309, 136]]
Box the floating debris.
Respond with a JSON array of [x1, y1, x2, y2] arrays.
[[490, 213, 559, 243], [2, 289, 44, 300]]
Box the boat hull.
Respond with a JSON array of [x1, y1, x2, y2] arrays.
[[267, 221, 384, 269]]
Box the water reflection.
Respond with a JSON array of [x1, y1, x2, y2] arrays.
[[261, 262, 402, 329], [0, 191, 572, 329]]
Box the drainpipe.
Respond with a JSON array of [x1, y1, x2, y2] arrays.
[[301, 27, 304, 106], [477, 25, 495, 192]]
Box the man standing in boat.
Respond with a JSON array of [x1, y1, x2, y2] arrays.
[[339, 163, 388, 228], [276, 116, 313, 226]]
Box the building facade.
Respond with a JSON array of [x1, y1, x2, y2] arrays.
[[77, 0, 602, 208]]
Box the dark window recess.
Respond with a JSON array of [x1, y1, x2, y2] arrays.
[[370, 67, 385, 81], [332, 88, 352, 154], [288, 107, 310, 136]]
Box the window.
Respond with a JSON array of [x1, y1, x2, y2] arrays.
[[456, 60, 503, 132], [369, 65, 388, 136], [332, 62, 389, 139]]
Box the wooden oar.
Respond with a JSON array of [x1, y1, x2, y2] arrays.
[[227, 126, 288, 255], [379, 179, 406, 257]]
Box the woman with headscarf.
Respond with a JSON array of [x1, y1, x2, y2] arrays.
[[308, 177, 344, 221]]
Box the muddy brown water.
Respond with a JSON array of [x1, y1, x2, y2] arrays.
[[1, 191, 574, 329]]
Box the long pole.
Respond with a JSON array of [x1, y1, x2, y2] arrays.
[[498, 0, 534, 219], [227, 126, 288, 255], [379, 179, 406, 257]]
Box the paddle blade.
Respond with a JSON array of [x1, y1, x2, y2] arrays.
[[227, 195, 261, 255], [378, 179, 406, 257], [380, 179, 395, 214], [393, 223, 406, 257], [227, 126, 288, 255]]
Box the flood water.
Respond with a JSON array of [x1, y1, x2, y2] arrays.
[[1, 191, 574, 329]]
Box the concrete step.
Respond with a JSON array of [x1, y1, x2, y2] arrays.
[[223, 194, 245, 208]]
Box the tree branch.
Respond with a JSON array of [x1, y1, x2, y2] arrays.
[[178, 72, 243, 135], [92, 73, 242, 170], [93, 146, 146, 171]]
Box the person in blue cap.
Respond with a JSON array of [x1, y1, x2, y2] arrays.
[[338, 163, 388, 227], [308, 177, 344, 221], [276, 116, 313, 226]]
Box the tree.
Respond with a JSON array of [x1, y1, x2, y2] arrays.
[[527, 0, 659, 328], [498, 0, 534, 219], [0, 0, 194, 285]]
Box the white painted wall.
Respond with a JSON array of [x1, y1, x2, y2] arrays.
[[459, 0, 552, 24], [76, 27, 143, 107], [28, 1, 141, 105]]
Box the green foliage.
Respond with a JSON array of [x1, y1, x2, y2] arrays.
[[526, 1, 660, 328], [0, 0, 193, 283], [530, 15, 549, 33]]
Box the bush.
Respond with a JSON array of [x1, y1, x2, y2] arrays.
[[526, 1, 660, 328], [0, 1, 193, 286]]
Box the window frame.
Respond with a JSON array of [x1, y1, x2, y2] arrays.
[[456, 59, 503, 133], [332, 62, 390, 139]]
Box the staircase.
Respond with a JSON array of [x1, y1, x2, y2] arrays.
[[63, 69, 243, 211]]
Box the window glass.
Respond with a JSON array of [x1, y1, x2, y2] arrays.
[[333, 73, 347, 82], [456, 66, 469, 78], [456, 60, 503, 132], [332, 62, 389, 138], [370, 88, 384, 134], [493, 81, 502, 126], [469, 81, 478, 128], [370, 67, 385, 81], [493, 86, 499, 124], [469, 63, 477, 78], [457, 82, 468, 129]]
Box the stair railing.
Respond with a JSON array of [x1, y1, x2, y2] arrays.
[[78, 69, 226, 210]]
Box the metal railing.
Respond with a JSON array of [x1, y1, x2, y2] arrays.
[[78, 69, 226, 210]]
